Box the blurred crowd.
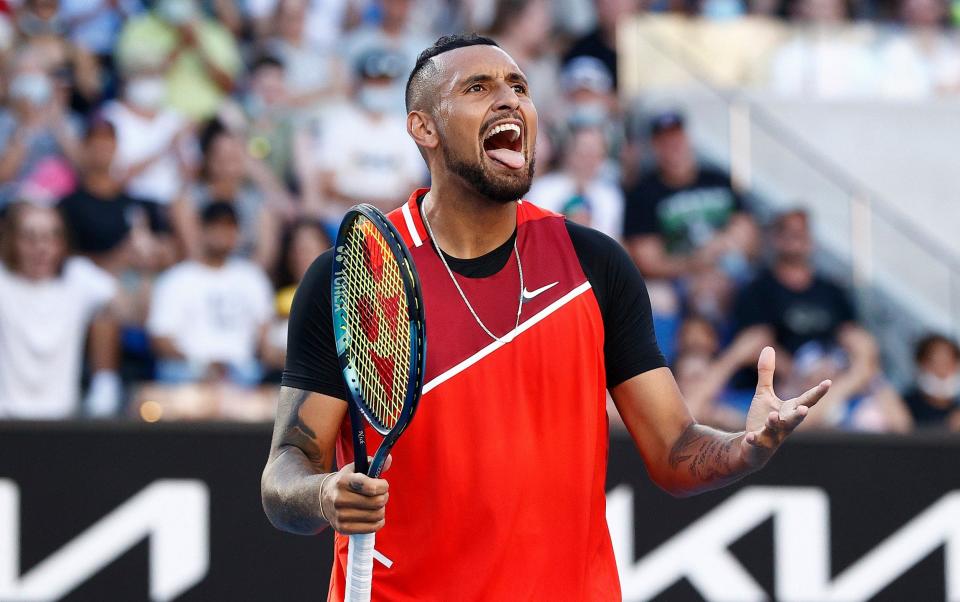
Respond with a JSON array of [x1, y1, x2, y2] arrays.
[[0, 0, 956, 431]]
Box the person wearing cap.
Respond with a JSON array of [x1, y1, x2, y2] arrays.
[[308, 47, 426, 214], [623, 110, 758, 282], [146, 201, 274, 386]]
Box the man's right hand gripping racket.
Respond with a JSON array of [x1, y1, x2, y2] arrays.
[[331, 204, 427, 602]]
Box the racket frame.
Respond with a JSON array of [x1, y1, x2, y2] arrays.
[[331, 203, 427, 478]]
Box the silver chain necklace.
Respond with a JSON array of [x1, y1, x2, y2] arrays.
[[420, 195, 524, 343]]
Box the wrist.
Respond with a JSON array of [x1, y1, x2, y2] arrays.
[[317, 472, 336, 523]]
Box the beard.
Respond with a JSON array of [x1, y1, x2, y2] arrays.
[[442, 142, 536, 205]]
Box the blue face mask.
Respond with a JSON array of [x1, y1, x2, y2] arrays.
[[10, 73, 53, 106], [358, 85, 399, 115]]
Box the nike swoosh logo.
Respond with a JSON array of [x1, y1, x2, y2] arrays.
[[521, 281, 559, 301]]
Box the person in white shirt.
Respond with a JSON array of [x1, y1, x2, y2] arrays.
[[527, 125, 625, 238], [147, 201, 274, 385], [102, 64, 197, 206], [0, 203, 119, 419], [311, 47, 426, 215]]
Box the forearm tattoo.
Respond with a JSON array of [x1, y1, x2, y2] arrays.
[[668, 423, 743, 484]]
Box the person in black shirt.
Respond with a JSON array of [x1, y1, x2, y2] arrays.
[[901, 334, 960, 430], [58, 117, 173, 273], [623, 110, 758, 281], [734, 209, 862, 354], [562, 0, 640, 90]]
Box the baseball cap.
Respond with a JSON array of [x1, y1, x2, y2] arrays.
[[648, 110, 685, 136], [560, 56, 613, 95], [355, 48, 406, 81]]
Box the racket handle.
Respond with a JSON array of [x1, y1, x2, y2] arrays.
[[345, 532, 375, 602]]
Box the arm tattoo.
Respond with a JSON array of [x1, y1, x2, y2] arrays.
[[273, 387, 327, 471], [668, 423, 744, 485]]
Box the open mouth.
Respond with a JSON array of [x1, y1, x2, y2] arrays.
[[482, 121, 525, 170]]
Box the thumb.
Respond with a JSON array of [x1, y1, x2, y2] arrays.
[[381, 453, 393, 474], [756, 346, 776, 392]]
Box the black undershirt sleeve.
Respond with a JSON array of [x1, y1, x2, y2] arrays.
[[280, 249, 348, 400], [566, 221, 667, 388]]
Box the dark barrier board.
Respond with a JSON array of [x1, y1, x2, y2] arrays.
[[0, 422, 956, 601]]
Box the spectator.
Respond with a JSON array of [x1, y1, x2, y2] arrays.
[[241, 55, 297, 187], [101, 63, 196, 206], [562, 0, 640, 89], [876, 0, 960, 98], [527, 125, 625, 238], [263, 218, 331, 375], [486, 0, 562, 120], [14, 0, 103, 110], [768, 0, 880, 98], [342, 0, 434, 112], [265, 0, 347, 112], [0, 202, 119, 418], [116, 0, 242, 121], [623, 110, 758, 281], [733, 209, 861, 354], [59, 0, 142, 73], [147, 202, 274, 386], [673, 321, 772, 430], [247, 0, 351, 51], [308, 47, 426, 215], [0, 51, 81, 206], [58, 117, 173, 272], [181, 120, 293, 269], [784, 329, 911, 432], [901, 334, 960, 430]]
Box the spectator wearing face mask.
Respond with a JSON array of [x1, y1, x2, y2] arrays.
[[13, 0, 103, 110], [101, 64, 198, 207], [0, 53, 81, 206], [307, 48, 426, 215], [116, 0, 242, 121], [902, 334, 960, 430], [241, 55, 297, 187]]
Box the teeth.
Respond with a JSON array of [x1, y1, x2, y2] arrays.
[[484, 123, 522, 141]]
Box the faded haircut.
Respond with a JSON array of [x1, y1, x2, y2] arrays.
[[404, 33, 499, 113]]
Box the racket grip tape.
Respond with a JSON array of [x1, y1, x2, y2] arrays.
[[345, 532, 375, 601]]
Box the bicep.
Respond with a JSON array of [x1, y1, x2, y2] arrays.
[[611, 367, 693, 474], [268, 386, 347, 472]]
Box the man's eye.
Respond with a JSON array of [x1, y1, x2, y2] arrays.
[[469, 84, 484, 92], [513, 84, 527, 94]]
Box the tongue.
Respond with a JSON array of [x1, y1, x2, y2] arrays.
[[485, 147, 525, 169]]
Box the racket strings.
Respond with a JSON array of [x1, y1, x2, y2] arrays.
[[340, 216, 411, 430]]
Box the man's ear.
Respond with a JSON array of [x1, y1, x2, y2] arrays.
[[407, 110, 439, 151]]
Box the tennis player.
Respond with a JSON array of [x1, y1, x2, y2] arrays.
[[261, 34, 831, 601]]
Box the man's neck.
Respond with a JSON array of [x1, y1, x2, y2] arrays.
[[84, 171, 120, 199], [660, 163, 697, 188], [202, 255, 228, 269], [422, 182, 517, 260], [773, 259, 814, 291]]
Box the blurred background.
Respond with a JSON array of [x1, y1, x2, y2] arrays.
[[0, 0, 956, 432], [0, 0, 957, 599]]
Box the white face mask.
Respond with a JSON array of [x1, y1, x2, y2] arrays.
[[10, 73, 53, 106], [918, 371, 960, 400], [126, 77, 167, 111], [158, 0, 198, 24], [358, 85, 398, 115]]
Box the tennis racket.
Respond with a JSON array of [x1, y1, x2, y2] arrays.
[[331, 204, 427, 602]]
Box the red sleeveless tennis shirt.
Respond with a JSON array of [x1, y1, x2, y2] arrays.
[[327, 190, 619, 601]]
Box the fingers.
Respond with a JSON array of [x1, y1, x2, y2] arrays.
[[755, 346, 776, 392], [320, 464, 391, 535], [792, 380, 832, 409], [744, 402, 811, 453]]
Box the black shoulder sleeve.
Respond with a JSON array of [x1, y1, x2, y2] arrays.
[[566, 221, 667, 388], [280, 249, 347, 400]]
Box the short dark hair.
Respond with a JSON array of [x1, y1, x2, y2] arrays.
[[405, 33, 499, 113], [251, 54, 284, 73], [201, 201, 239, 227], [915, 333, 960, 365]]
